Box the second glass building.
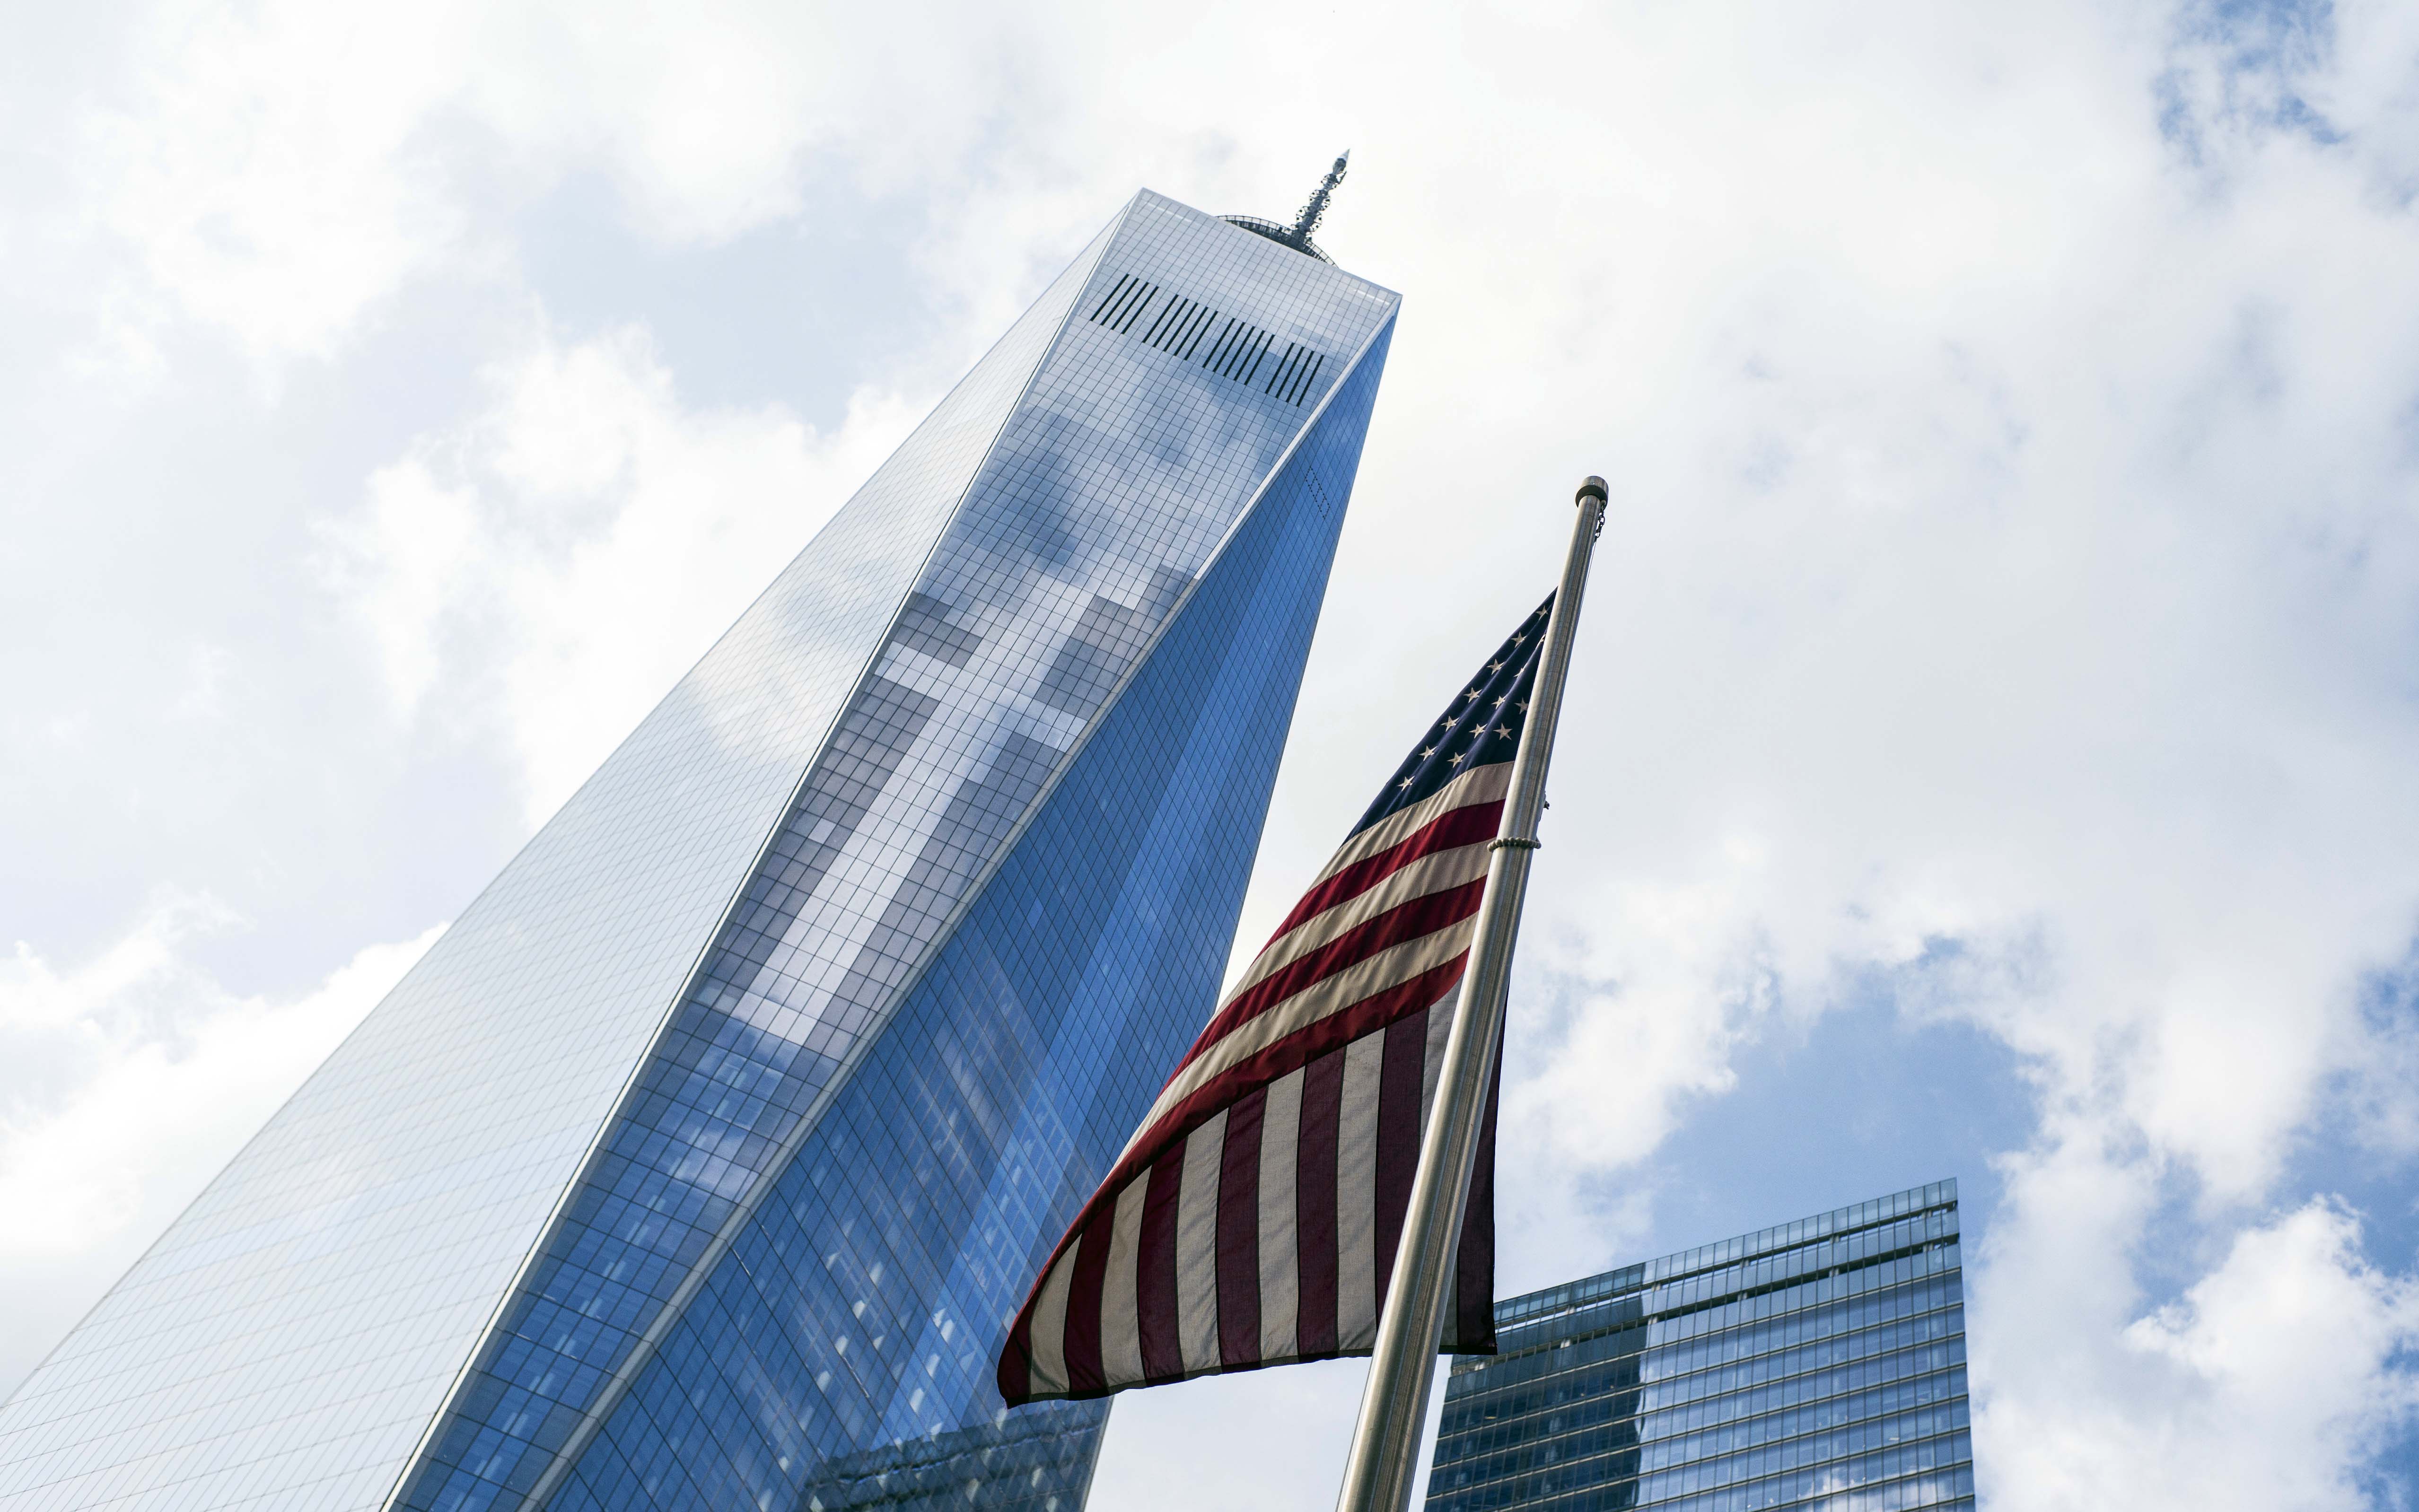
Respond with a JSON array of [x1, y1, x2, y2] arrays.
[[1426, 1181, 1973, 1512]]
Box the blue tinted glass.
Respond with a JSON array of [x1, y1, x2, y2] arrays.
[[1426, 1181, 1972, 1512], [389, 192, 1398, 1512], [547, 333, 1393, 1512]]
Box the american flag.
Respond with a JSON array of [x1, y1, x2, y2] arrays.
[[998, 596, 1554, 1404]]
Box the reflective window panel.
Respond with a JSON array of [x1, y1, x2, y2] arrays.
[[1427, 1181, 1973, 1512]]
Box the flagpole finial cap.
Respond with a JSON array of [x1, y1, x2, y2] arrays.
[[1575, 476, 1608, 507]]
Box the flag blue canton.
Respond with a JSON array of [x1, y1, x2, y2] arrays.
[[1352, 595, 1555, 837]]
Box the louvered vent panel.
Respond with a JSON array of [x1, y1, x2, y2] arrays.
[[1085, 272, 1328, 405], [1088, 273, 1160, 334]]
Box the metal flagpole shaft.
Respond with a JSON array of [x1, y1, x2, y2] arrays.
[[1333, 476, 1608, 1512]]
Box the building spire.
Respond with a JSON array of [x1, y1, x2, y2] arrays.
[[1291, 151, 1350, 246], [1217, 152, 1353, 263]]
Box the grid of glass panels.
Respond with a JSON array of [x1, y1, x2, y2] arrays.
[[1427, 1181, 1972, 1512], [392, 195, 1400, 1512], [557, 340, 1393, 1512], [0, 221, 1115, 1512]]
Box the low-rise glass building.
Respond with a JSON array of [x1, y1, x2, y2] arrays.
[[1425, 1180, 1972, 1512]]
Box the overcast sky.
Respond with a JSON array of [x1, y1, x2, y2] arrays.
[[6, 1, 2419, 1507]]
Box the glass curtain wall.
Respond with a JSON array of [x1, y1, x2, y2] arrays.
[[392, 194, 1400, 1512], [1426, 1181, 1973, 1512], [557, 338, 1394, 1512]]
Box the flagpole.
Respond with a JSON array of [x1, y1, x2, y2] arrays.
[[1333, 475, 1607, 1512]]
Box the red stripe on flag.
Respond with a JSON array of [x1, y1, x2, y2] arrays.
[[1061, 1200, 1117, 1395], [1295, 1052, 1344, 1357], [1270, 801, 1505, 942], [1371, 1012, 1428, 1303], [1216, 1089, 1265, 1366], [1451, 1048, 1503, 1352], [997, 1311, 1032, 1403], [1110, 956, 1471, 1201], [1178, 878, 1487, 1072], [1136, 1145, 1185, 1382]]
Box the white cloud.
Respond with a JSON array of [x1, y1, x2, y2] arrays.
[[0, 900, 442, 1395], [2121, 1201, 2419, 1504], [14, 0, 2419, 1505], [64, 0, 1037, 366], [79, 1, 476, 364], [1510, 848, 1779, 1173], [1979, 1180, 2419, 1510], [318, 321, 919, 821]]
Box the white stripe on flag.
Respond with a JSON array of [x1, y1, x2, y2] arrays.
[[1133, 923, 1475, 1145], [1420, 992, 1455, 1139], [1257, 1067, 1305, 1363], [1098, 1173, 1149, 1387], [1228, 843, 1493, 998], [1306, 763, 1513, 888], [1333, 1032, 1385, 1352], [1028, 1239, 1078, 1398], [1175, 1111, 1226, 1375]]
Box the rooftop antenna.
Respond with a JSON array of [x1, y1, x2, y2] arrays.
[[1291, 150, 1350, 248], [1218, 151, 1353, 263]]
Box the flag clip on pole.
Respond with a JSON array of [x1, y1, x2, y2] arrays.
[[1332, 476, 1608, 1512]]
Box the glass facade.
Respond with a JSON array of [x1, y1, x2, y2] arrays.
[[0, 190, 1399, 1512], [1427, 1181, 1972, 1512]]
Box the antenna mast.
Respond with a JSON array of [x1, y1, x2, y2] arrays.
[[1291, 151, 1350, 248]]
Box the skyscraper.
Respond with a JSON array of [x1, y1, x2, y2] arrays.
[[1424, 1181, 1973, 1512], [0, 188, 1399, 1512]]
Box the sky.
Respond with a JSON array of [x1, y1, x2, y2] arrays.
[[4, 0, 2419, 1507]]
